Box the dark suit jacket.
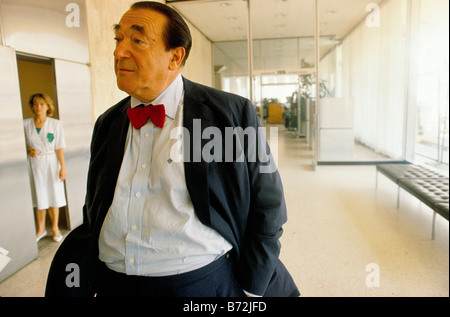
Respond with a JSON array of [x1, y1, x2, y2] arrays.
[[45, 77, 299, 297]]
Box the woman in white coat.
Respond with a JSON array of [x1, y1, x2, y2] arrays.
[[24, 93, 67, 242]]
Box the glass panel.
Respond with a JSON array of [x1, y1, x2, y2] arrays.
[[318, 0, 408, 162], [412, 0, 449, 167], [213, 40, 249, 98], [169, 0, 249, 97], [172, 0, 317, 165], [250, 0, 316, 146], [255, 38, 300, 72]]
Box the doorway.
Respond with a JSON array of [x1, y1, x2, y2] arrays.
[[16, 52, 70, 245]]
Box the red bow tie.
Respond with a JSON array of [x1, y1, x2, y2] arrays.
[[127, 104, 165, 129]]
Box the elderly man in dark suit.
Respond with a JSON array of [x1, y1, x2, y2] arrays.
[[46, 1, 299, 297]]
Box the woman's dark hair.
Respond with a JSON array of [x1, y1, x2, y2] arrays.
[[131, 1, 192, 66]]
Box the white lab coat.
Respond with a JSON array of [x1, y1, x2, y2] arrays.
[[24, 117, 66, 209]]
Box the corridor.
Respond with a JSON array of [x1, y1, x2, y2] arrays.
[[0, 125, 448, 297]]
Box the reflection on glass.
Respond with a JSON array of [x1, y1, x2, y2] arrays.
[[413, 0, 449, 166], [213, 41, 249, 97], [318, 0, 408, 162], [213, 0, 316, 158], [317, 0, 449, 165], [182, 0, 448, 168]]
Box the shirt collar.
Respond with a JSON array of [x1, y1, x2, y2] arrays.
[[130, 74, 183, 120]]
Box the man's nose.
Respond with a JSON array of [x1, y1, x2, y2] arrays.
[[114, 40, 130, 59]]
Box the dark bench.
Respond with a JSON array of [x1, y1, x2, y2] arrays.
[[376, 163, 449, 239]]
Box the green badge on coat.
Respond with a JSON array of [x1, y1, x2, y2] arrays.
[[47, 133, 54, 143]]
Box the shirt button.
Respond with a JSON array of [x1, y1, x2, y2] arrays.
[[135, 192, 141, 198], [131, 225, 137, 231], [144, 133, 149, 137], [141, 164, 146, 169], [129, 258, 135, 264]]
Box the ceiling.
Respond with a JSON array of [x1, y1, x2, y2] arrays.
[[168, 0, 384, 76]]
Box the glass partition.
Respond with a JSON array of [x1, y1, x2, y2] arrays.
[[170, 0, 317, 167], [318, 0, 408, 162], [169, 0, 250, 96], [317, 0, 448, 166], [213, 40, 249, 98], [170, 0, 449, 168], [410, 0, 449, 166]]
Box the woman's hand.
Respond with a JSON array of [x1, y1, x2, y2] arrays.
[[59, 167, 67, 181], [56, 149, 67, 181], [27, 147, 37, 157]]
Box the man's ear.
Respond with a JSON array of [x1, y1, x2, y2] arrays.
[[169, 47, 186, 70]]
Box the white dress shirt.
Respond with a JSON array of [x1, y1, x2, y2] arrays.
[[98, 74, 232, 276]]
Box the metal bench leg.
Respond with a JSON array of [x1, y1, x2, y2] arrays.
[[396, 185, 400, 209], [431, 211, 437, 240], [375, 171, 378, 189]]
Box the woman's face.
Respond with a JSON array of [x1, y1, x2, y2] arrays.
[[32, 97, 49, 117]]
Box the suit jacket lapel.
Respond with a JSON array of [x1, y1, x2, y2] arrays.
[[182, 77, 213, 226], [93, 98, 130, 232], [109, 99, 130, 171]]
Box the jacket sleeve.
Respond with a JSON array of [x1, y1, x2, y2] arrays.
[[234, 99, 291, 296]]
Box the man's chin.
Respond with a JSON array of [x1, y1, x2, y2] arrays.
[[116, 80, 133, 94]]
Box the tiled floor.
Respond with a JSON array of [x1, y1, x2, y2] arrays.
[[0, 126, 448, 297]]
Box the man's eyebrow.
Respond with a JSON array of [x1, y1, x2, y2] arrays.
[[131, 24, 146, 35], [112, 24, 146, 35]]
